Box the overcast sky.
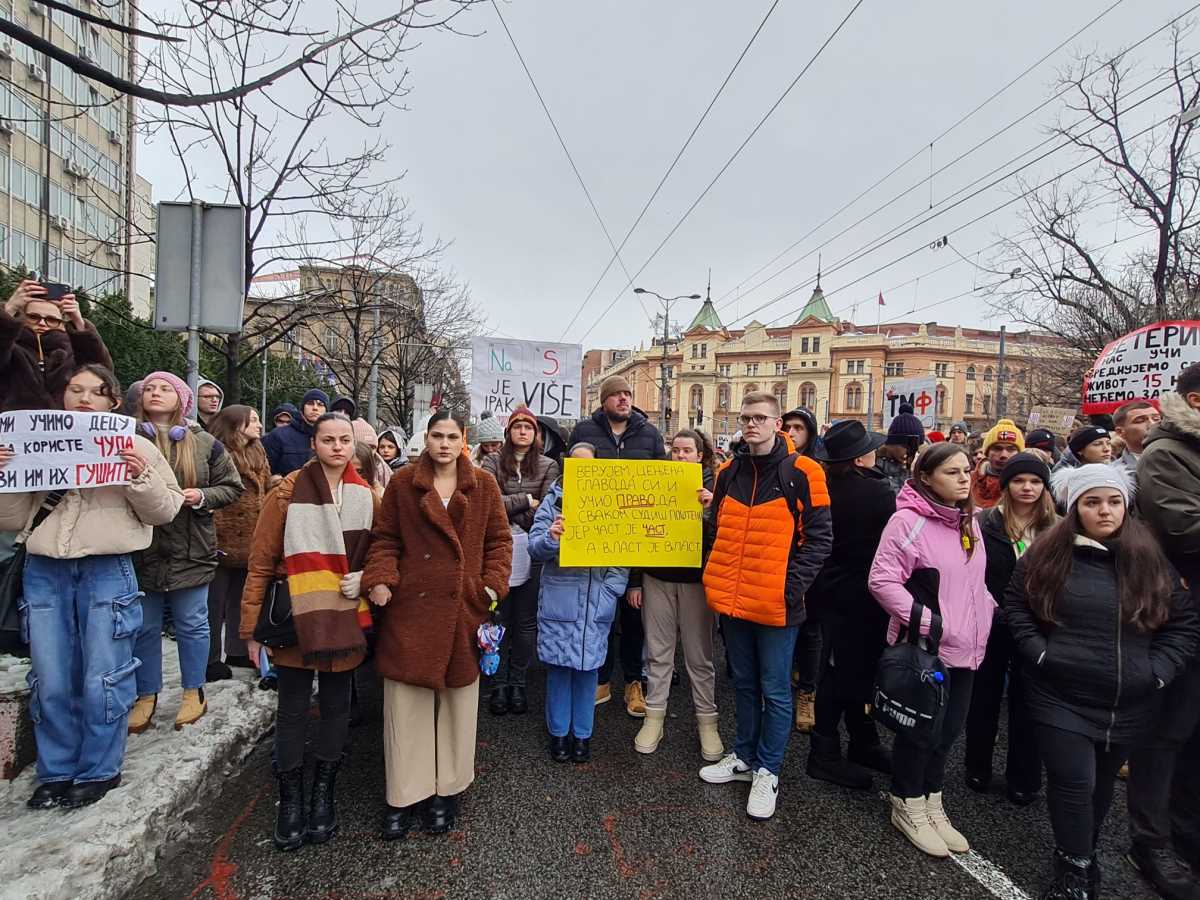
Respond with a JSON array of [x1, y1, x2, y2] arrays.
[[136, 0, 1195, 352]]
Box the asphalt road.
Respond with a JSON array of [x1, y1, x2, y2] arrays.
[[126, 650, 1159, 900]]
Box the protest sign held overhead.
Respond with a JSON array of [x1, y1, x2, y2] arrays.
[[470, 336, 582, 421], [559, 459, 703, 568], [1081, 320, 1200, 414], [0, 410, 136, 493], [883, 376, 937, 430]]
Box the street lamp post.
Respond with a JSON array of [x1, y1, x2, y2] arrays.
[[634, 287, 702, 433]]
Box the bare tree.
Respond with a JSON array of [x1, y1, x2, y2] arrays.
[[988, 26, 1200, 364], [137, 0, 479, 402]]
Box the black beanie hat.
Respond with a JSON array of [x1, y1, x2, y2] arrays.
[[999, 452, 1052, 490], [1024, 428, 1056, 451], [1068, 426, 1110, 456]]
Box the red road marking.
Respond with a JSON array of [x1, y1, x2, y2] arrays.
[[187, 782, 269, 900]]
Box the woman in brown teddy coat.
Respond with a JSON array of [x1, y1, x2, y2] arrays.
[[364, 409, 511, 841]]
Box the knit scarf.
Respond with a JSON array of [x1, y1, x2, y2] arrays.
[[283, 461, 375, 667]]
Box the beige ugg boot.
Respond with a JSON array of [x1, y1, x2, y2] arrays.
[[696, 712, 724, 762], [794, 691, 816, 732], [890, 794, 949, 858], [127, 694, 157, 735], [925, 791, 970, 853], [634, 708, 666, 754], [174, 688, 208, 730]]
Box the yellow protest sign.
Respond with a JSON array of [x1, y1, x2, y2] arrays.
[[560, 458, 704, 567]]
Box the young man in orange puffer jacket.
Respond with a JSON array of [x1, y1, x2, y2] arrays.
[[699, 391, 832, 821]]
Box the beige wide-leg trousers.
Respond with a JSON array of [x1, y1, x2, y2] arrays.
[[383, 676, 480, 807], [642, 575, 718, 714]]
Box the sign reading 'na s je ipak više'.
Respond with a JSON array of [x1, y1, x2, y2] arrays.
[[470, 337, 582, 422]]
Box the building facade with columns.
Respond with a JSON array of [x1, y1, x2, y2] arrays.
[[584, 282, 1076, 445]]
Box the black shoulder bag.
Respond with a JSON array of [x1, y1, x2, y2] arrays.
[[253, 578, 297, 648], [871, 599, 949, 749], [0, 491, 68, 656]]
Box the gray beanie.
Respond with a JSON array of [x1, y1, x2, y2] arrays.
[[1051, 463, 1132, 513], [475, 416, 504, 443]]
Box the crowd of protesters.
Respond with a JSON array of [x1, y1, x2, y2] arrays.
[[2, 278, 1200, 899]]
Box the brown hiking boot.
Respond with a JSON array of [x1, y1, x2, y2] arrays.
[[624, 681, 647, 718], [174, 687, 208, 730], [794, 691, 816, 732]]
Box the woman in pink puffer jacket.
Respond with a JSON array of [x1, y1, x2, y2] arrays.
[[868, 442, 994, 860]]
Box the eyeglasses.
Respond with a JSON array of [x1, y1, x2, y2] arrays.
[[25, 313, 63, 326], [737, 414, 773, 427]]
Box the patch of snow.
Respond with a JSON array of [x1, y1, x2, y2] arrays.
[[0, 638, 275, 900], [0, 655, 31, 696]]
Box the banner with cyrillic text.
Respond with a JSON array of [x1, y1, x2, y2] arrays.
[[560, 459, 703, 568], [0, 410, 136, 492], [1082, 320, 1200, 414]]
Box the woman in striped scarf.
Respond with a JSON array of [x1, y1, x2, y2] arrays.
[[242, 412, 379, 852]]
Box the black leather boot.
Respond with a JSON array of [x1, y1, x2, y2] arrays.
[[508, 685, 529, 714], [488, 686, 510, 716], [549, 735, 570, 762], [273, 766, 306, 852], [381, 803, 420, 841], [27, 781, 72, 809], [1040, 848, 1091, 900], [571, 736, 591, 764], [423, 794, 457, 834], [806, 733, 872, 790], [306, 757, 341, 844], [61, 775, 121, 809], [1126, 843, 1199, 900]]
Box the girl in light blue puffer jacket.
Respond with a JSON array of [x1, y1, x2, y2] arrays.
[[529, 443, 629, 764]]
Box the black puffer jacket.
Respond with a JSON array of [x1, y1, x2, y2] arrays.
[[642, 467, 716, 585], [1004, 538, 1199, 744], [568, 408, 667, 461]]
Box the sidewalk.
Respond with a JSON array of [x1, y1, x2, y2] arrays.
[[0, 639, 275, 900]]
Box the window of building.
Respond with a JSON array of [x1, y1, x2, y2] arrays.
[[982, 394, 992, 417], [845, 382, 863, 411], [700, 343, 707, 358], [844, 359, 865, 375], [745, 363, 759, 377], [965, 393, 974, 414], [775, 361, 787, 376], [936, 385, 947, 416], [718, 364, 731, 378], [323, 327, 340, 356], [801, 337, 809, 353], [812, 337, 820, 353], [966, 365, 976, 381], [773, 383, 787, 409], [743, 383, 759, 395], [799, 382, 816, 408], [717, 384, 730, 408], [983, 366, 994, 383], [885, 362, 904, 377], [661, 365, 674, 380], [935, 362, 949, 378], [690, 384, 703, 411], [690, 344, 697, 359]]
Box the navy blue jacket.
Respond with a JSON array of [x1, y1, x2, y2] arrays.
[[262, 415, 315, 477], [568, 408, 667, 461]]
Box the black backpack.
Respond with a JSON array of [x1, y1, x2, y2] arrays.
[[871, 593, 949, 749]]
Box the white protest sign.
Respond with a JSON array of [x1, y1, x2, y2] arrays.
[[470, 337, 582, 421], [1081, 320, 1200, 414], [0, 410, 137, 493], [883, 376, 937, 430]]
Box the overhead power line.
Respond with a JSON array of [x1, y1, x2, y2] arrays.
[[556, 0, 784, 339], [716, 1, 1199, 312], [487, 0, 652, 321], [575, 0, 867, 344]]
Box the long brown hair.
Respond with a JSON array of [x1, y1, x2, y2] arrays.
[[137, 381, 198, 489], [1022, 509, 1173, 631], [910, 442, 977, 558], [999, 484, 1058, 543], [497, 421, 544, 481], [673, 428, 716, 475], [207, 404, 270, 487]]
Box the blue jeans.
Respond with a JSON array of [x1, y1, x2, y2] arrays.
[[723, 616, 800, 776], [136, 585, 211, 693], [545, 665, 600, 739], [20, 554, 143, 784]]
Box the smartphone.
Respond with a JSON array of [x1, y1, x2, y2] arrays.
[[42, 282, 70, 301]]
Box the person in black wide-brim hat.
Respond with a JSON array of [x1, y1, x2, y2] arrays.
[[804, 420, 898, 790]]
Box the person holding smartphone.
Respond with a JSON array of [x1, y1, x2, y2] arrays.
[[0, 278, 112, 412]]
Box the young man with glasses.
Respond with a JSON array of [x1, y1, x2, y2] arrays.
[[0, 278, 112, 412], [700, 391, 833, 820]]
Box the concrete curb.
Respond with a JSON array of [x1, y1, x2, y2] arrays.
[[0, 641, 275, 900]]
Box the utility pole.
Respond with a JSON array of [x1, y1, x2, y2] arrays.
[[260, 342, 268, 425], [367, 303, 382, 427], [634, 286, 702, 434], [996, 325, 1007, 419]]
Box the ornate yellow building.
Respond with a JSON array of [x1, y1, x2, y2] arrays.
[[584, 281, 1076, 443]]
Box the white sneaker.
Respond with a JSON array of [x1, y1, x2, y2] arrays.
[[699, 752, 753, 784], [746, 767, 779, 820]]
